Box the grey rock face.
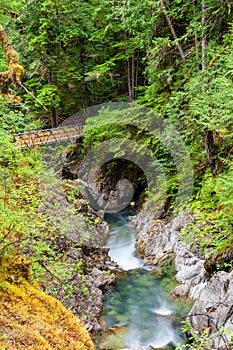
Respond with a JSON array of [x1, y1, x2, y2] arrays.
[[188, 270, 233, 349], [134, 210, 233, 349]]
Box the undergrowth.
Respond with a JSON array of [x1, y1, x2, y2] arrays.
[[180, 164, 233, 257]]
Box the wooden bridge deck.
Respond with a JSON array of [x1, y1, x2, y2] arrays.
[[14, 125, 84, 148]]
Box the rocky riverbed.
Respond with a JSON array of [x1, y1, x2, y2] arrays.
[[135, 208, 233, 349], [46, 152, 233, 348]]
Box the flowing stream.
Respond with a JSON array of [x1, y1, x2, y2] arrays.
[[96, 210, 187, 350]]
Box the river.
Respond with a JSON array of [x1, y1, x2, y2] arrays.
[[96, 210, 187, 350]]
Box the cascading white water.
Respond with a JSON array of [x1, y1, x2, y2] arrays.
[[107, 221, 143, 271], [102, 211, 184, 350]]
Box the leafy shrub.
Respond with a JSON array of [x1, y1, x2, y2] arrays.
[[176, 320, 233, 350], [181, 164, 233, 255]]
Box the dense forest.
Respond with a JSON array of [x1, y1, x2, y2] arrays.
[[0, 0, 232, 349]]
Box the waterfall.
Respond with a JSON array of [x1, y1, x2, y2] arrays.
[[98, 210, 185, 350]]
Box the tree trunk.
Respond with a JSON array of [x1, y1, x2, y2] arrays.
[[127, 59, 133, 103], [127, 56, 136, 103], [47, 72, 59, 127], [204, 130, 214, 163], [131, 55, 135, 101], [201, 0, 207, 72], [135, 52, 139, 100], [192, 0, 199, 70], [201, 0, 214, 163], [160, 1, 185, 61], [51, 107, 59, 128]]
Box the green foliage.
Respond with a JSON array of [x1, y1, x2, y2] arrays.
[[4, 0, 94, 121], [181, 164, 233, 255], [176, 320, 233, 350], [66, 184, 82, 203], [0, 97, 42, 133], [0, 126, 42, 256], [0, 50, 7, 72], [0, 0, 231, 258], [0, 337, 7, 350], [0, 148, 90, 299], [0, 0, 25, 22], [82, 105, 179, 212], [36, 84, 61, 109]]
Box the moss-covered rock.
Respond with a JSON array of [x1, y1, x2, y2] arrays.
[[0, 257, 94, 350]]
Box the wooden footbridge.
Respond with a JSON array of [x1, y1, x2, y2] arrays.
[[14, 103, 127, 148], [14, 125, 84, 148]]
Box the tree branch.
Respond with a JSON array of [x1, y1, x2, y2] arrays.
[[160, 1, 185, 61], [0, 6, 19, 18], [18, 82, 48, 111]]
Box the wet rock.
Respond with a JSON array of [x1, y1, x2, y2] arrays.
[[172, 284, 190, 298], [188, 270, 233, 349], [135, 211, 207, 290], [71, 158, 147, 212], [98, 326, 127, 349], [135, 218, 173, 264], [149, 266, 163, 277], [135, 209, 233, 348], [40, 243, 116, 334], [176, 260, 206, 284], [92, 267, 116, 288]]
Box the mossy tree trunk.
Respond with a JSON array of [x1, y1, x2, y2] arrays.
[[0, 25, 24, 95]]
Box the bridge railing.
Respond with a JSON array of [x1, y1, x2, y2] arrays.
[[14, 125, 84, 148]]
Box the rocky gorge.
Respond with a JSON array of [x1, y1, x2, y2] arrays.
[[135, 208, 233, 349], [62, 144, 233, 349], [36, 180, 117, 334]]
